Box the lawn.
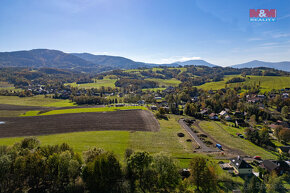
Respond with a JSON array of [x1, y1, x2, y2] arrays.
[[21, 106, 148, 116], [0, 115, 197, 167], [198, 121, 277, 159], [197, 75, 290, 92], [145, 78, 181, 87], [66, 77, 117, 89], [0, 95, 76, 107]]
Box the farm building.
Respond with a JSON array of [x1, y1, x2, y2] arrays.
[[229, 156, 253, 175]]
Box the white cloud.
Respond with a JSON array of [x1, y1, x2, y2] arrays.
[[279, 14, 290, 20]]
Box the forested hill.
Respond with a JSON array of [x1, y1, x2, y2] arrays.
[[71, 53, 157, 71], [1, 49, 289, 72], [232, 60, 290, 72], [0, 49, 96, 72]]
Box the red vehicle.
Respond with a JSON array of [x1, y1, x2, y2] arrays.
[[253, 156, 262, 160]]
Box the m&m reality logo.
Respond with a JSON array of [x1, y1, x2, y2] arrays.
[[249, 9, 277, 22]]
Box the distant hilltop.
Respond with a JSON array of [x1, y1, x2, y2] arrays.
[[0, 49, 289, 72]]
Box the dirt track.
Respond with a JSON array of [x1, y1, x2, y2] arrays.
[[0, 110, 159, 138]]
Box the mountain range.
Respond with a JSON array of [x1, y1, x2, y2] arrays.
[[0, 49, 289, 72], [231, 60, 290, 72]]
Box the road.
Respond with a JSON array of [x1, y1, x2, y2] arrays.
[[179, 119, 219, 152]]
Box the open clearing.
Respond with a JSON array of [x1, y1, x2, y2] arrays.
[[145, 78, 181, 87], [0, 110, 159, 138], [0, 115, 196, 167], [65, 78, 117, 89], [197, 75, 290, 92], [21, 106, 148, 116], [0, 95, 76, 107], [198, 121, 277, 159]]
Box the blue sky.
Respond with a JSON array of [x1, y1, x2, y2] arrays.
[[0, 0, 290, 66]]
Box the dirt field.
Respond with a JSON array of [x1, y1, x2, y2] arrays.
[[0, 110, 159, 138]]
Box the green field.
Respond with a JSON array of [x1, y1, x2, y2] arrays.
[[198, 121, 277, 159], [0, 110, 27, 117], [0, 115, 196, 167], [142, 87, 166, 92], [0, 81, 22, 91], [145, 78, 181, 87], [0, 131, 129, 158], [21, 106, 148, 116], [66, 77, 117, 89], [197, 75, 290, 92], [0, 95, 76, 107]]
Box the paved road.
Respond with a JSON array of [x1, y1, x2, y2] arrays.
[[179, 119, 219, 152]]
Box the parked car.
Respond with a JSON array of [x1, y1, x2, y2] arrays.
[[216, 144, 222, 150], [253, 156, 262, 160]]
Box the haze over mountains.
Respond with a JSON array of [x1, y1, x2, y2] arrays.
[[0, 49, 289, 72], [232, 60, 290, 72]]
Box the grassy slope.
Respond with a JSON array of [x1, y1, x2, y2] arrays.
[[0, 95, 76, 107], [142, 87, 166, 92], [197, 75, 290, 92], [199, 121, 277, 159], [66, 78, 117, 89], [21, 106, 148, 116], [0, 115, 196, 167], [0, 82, 22, 91], [145, 78, 181, 87]]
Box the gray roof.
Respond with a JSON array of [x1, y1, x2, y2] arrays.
[[230, 156, 253, 169]]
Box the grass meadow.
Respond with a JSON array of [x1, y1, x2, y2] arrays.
[[21, 106, 148, 116], [145, 78, 181, 87], [197, 75, 290, 92], [0, 115, 197, 167], [65, 77, 117, 89], [198, 121, 277, 159], [0, 95, 76, 107]]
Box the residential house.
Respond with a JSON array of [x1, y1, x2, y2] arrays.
[[225, 115, 232, 121], [261, 160, 290, 175], [209, 113, 219, 120], [219, 110, 228, 117], [229, 156, 253, 175]]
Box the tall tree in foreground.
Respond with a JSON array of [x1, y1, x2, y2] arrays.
[[82, 151, 123, 193], [188, 156, 218, 193]]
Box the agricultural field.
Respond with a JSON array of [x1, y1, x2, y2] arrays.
[[197, 75, 290, 92], [0, 109, 159, 138], [0, 95, 75, 107], [145, 78, 181, 87], [65, 77, 117, 89], [0, 81, 21, 91], [198, 121, 277, 159], [0, 114, 196, 167], [21, 106, 148, 116], [142, 87, 166, 92]]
